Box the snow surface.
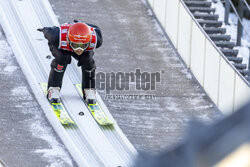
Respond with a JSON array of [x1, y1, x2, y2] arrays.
[[0, 29, 73, 167], [212, 1, 250, 68]]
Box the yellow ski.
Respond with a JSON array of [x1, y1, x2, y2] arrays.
[[40, 83, 75, 125], [75, 84, 114, 126]]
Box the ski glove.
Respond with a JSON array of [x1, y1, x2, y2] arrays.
[[37, 28, 44, 32]]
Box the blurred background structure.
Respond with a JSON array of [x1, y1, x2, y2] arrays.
[[136, 101, 250, 167]]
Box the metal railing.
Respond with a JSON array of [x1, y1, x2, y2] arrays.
[[224, 0, 250, 77], [224, 0, 250, 46]]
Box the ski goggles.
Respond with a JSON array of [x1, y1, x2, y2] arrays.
[[70, 42, 89, 51]]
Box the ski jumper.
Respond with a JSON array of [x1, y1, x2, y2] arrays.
[[40, 22, 103, 91]]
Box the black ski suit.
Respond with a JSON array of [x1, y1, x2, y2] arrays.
[[38, 23, 102, 92]]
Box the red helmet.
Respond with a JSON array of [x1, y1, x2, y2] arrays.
[[68, 23, 91, 50]]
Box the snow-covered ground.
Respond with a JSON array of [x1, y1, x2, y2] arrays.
[[0, 27, 73, 167], [212, 1, 250, 68]]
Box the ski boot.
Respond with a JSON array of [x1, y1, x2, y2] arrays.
[[83, 88, 96, 104], [47, 87, 61, 103]]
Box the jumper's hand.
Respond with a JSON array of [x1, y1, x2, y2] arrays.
[[37, 28, 44, 32]]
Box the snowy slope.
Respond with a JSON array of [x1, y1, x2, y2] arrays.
[[0, 26, 74, 167], [0, 0, 136, 166], [49, 0, 222, 153]]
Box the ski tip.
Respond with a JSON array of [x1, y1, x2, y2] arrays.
[[63, 123, 78, 128], [100, 122, 114, 126]]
